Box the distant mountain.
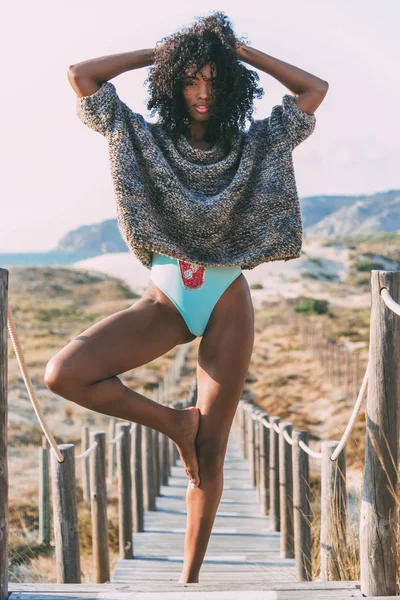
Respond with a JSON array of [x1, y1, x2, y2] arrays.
[[53, 219, 128, 253], [53, 189, 400, 253], [301, 189, 400, 239]]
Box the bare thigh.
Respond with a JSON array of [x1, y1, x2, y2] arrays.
[[195, 273, 255, 448], [45, 280, 197, 385]]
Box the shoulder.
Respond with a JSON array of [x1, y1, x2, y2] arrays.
[[76, 80, 150, 137], [246, 94, 317, 151]]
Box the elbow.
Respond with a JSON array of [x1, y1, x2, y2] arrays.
[[318, 80, 329, 93], [67, 64, 78, 82], [67, 63, 87, 81]]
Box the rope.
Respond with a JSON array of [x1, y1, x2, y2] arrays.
[[299, 440, 322, 459], [330, 358, 369, 461], [75, 440, 98, 461], [283, 429, 293, 446], [106, 430, 124, 445], [7, 305, 64, 462], [380, 287, 400, 315]]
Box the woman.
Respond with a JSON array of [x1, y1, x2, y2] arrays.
[[45, 11, 328, 584]]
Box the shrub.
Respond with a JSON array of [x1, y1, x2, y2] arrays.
[[294, 298, 329, 315]]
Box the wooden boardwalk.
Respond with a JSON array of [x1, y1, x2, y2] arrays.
[[8, 431, 385, 598]]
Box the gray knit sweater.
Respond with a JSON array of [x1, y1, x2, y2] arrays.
[[76, 81, 316, 270]]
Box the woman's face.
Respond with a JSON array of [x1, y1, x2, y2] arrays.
[[182, 63, 216, 122]]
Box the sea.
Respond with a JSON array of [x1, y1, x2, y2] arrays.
[[0, 251, 102, 268]]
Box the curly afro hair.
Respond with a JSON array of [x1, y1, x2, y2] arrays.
[[144, 11, 265, 148]]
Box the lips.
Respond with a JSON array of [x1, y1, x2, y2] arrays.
[[194, 105, 211, 113]]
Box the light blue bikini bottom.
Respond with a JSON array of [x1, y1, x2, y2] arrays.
[[150, 252, 242, 337]]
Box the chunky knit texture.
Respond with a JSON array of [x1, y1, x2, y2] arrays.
[[76, 81, 316, 270]]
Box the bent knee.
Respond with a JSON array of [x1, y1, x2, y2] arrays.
[[196, 438, 226, 477], [44, 357, 79, 397]]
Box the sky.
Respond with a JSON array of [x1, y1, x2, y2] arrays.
[[1, 0, 399, 252]]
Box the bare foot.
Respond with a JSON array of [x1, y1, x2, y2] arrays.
[[178, 574, 199, 583], [172, 406, 201, 488]]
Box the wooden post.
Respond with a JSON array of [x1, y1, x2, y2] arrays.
[[153, 428, 160, 496], [169, 414, 176, 468], [352, 349, 359, 401], [142, 426, 156, 511], [90, 431, 110, 583], [158, 383, 170, 485], [279, 422, 294, 558], [335, 343, 340, 389], [160, 430, 170, 486], [152, 388, 161, 497], [360, 270, 400, 597], [39, 436, 50, 545], [320, 440, 346, 581], [345, 348, 351, 399], [253, 410, 261, 502], [269, 416, 280, 531], [117, 423, 133, 559], [0, 269, 8, 600], [247, 406, 256, 487], [131, 423, 144, 534], [242, 402, 248, 460], [171, 401, 180, 464], [292, 430, 312, 581], [237, 401, 246, 458], [50, 444, 81, 583], [107, 418, 117, 492], [81, 424, 90, 507], [259, 411, 270, 516]]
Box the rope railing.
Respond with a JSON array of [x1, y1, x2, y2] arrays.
[[234, 278, 400, 590]]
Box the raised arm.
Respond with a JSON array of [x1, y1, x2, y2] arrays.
[[67, 49, 155, 98], [236, 44, 328, 115]]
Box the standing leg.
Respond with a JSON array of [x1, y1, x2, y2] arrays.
[[178, 273, 255, 583]]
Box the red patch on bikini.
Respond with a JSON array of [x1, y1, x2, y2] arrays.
[[178, 259, 205, 290]]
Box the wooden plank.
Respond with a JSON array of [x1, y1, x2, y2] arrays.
[[7, 590, 366, 600], [7, 582, 367, 599]]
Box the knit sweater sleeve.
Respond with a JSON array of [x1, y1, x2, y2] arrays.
[[267, 93, 316, 150], [76, 80, 146, 137]]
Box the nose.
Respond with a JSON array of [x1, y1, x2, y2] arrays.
[[198, 80, 212, 100]]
